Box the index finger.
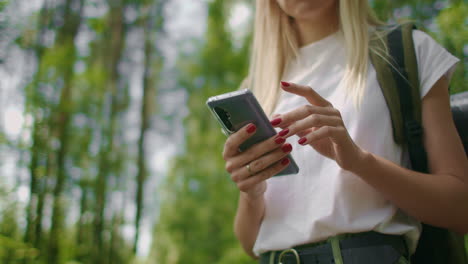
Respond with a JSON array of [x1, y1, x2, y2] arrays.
[[280, 81, 332, 107], [277, 104, 341, 129], [222, 123, 257, 159]]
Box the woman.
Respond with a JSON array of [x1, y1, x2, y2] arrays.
[[222, 0, 468, 263]]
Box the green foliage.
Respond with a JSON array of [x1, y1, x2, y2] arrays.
[[466, 235, 468, 257], [152, 0, 254, 263], [435, 2, 467, 94], [0, 1, 7, 11], [371, 0, 467, 94], [0, 188, 39, 263]]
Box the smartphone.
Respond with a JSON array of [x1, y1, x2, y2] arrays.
[[206, 89, 299, 176]]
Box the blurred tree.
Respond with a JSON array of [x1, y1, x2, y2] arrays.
[[23, 0, 56, 251], [48, 0, 86, 262], [92, 0, 129, 263], [150, 0, 254, 263], [134, 0, 168, 254]]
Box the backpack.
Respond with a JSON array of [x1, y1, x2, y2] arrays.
[[369, 23, 468, 264]]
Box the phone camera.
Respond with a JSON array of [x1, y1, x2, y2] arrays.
[[214, 107, 234, 133]]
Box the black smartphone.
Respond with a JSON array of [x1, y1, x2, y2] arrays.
[[206, 89, 299, 176]]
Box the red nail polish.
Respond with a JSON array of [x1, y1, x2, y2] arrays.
[[298, 137, 307, 145], [270, 118, 282, 126], [275, 137, 285, 144], [281, 158, 290, 165], [282, 143, 292, 153], [281, 81, 290, 87], [246, 124, 256, 133], [279, 128, 289, 137]]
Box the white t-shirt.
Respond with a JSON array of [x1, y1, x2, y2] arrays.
[[253, 29, 459, 256]]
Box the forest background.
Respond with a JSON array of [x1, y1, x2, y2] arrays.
[[0, 0, 466, 263]]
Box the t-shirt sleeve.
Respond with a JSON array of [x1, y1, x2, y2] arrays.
[[412, 29, 460, 99]]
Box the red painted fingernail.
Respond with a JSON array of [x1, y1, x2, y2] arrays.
[[275, 137, 285, 144], [282, 143, 292, 153], [270, 118, 282, 126], [281, 81, 290, 87], [298, 137, 307, 145], [246, 124, 256, 133], [281, 158, 290, 165], [279, 128, 289, 137]]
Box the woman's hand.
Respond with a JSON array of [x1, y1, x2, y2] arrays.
[[223, 123, 292, 200], [271, 81, 366, 171]]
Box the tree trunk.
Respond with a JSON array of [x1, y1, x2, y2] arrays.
[[93, 1, 127, 263], [48, 0, 85, 263], [133, 1, 166, 253], [24, 0, 54, 247]]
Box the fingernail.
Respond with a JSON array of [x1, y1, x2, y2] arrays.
[[282, 143, 292, 153], [279, 128, 289, 137], [281, 81, 290, 87], [246, 124, 256, 133], [298, 137, 307, 145], [275, 137, 285, 144], [270, 118, 282, 126], [281, 158, 290, 165]]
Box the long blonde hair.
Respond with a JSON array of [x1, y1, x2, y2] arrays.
[[246, 0, 383, 115]]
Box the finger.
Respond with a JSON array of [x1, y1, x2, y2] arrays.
[[270, 105, 339, 128], [270, 117, 293, 130], [223, 123, 257, 160], [286, 114, 342, 139], [271, 113, 281, 119], [297, 125, 346, 145], [274, 105, 341, 136], [231, 143, 292, 182], [226, 135, 286, 174], [280, 81, 332, 107], [236, 157, 291, 192], [296, 128, 313, 138]]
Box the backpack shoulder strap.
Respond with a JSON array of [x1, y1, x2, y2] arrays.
[[369, 23, 428, 172]]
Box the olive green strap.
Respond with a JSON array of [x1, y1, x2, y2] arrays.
[[269, 251, 275, 264], [401, 23, 421, 123], [369, 22, 421, 146], [328, 236, 344, 264], [369, 32, 404, 144]]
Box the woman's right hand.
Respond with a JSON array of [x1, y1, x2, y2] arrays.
[[223, 123, 292, 200]]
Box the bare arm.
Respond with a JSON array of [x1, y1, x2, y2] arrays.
[[350, 76, 468, 233], [234, 193, 265, 258], [273, 80, 468, 234]]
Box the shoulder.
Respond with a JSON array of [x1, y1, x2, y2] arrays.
[[411, 29, 432, 43], [411, 29, 446, 58], [410, 28, 459, 99]]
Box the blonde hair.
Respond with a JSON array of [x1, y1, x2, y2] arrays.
[[245, 0, 384, 115]]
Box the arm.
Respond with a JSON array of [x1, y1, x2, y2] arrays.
[[274, 80, 468, 234], [351, 76, 468, 233], [234, 192, 265, 259]]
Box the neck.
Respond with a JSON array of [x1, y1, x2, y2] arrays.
[[293, 4, 340, 47]]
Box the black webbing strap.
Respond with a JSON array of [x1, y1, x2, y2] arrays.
[[387, 26, 428, 173]]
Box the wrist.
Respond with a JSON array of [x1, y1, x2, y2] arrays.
[[240, 191, 264, 206], [349, 148, 375, 175]]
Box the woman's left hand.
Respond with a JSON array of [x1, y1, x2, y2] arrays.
[[271, 81, 366, 171]]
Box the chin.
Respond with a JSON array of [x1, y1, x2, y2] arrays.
[[277, 0, 337, 20]]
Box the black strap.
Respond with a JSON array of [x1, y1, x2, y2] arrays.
[[387, 26, 428, 173]]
